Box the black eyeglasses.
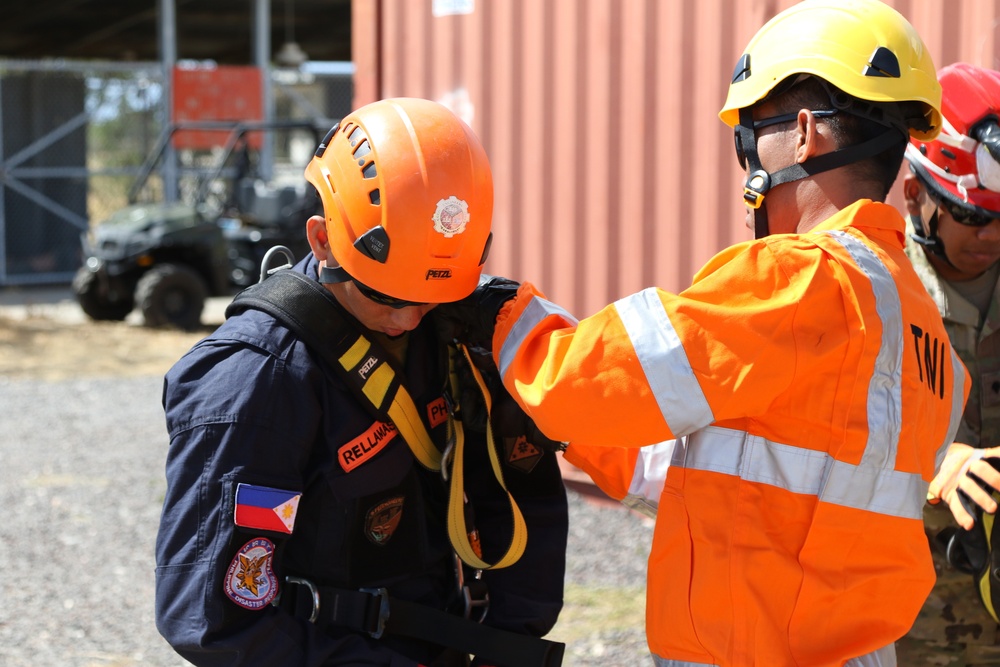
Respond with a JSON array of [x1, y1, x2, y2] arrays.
[[927, 190, 1000, 227], [734, 109, 839, 169], [352, 278, 428, 309]]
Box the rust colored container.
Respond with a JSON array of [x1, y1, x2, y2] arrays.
[[353, 0, 1000, 318]]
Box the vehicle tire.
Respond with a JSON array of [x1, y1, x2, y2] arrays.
[[135, 263, 207, 330], [72, 266, 134, 321]]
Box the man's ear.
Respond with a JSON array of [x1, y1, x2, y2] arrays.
[[306, 215, 331, 262], [901, 173, 924, 218], [794, 109, 821, 164]]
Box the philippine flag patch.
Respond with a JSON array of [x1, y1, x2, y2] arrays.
[[234, 483, 301, 534]]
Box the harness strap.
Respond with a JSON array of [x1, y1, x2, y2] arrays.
[[226, 270, 441, 471], [446, 345, 528, 570], [278, 578, 564, 666], [227, 269, 529, 569]]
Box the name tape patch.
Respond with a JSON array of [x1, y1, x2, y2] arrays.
[[339, 420, 399, 472], [427, 396, 449, 428]]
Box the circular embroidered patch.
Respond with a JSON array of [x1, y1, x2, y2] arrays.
[[365, 496, 404, 545], [223, 537, 279, 610]]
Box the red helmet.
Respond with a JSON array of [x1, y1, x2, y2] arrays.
[[907, 62, 1000, 214]]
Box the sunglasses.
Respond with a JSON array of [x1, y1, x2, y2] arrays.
[[734, 109, 839, 169], [926, 190, 1000, 227], [352, 278, 429, 309]]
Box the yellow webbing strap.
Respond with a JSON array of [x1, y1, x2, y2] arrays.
[[446, 344, 528, 570], [979, 508, 1000, 623], [337, 337, 442, 472]]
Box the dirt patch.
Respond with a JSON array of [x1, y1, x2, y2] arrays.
[[0, 315, 210, 381]]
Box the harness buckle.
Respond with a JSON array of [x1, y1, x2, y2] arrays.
[[359, 587, 391, 639], [284, 576, 321, 623], [742, 169, 771, 209], [462, 579, 490, 623], [454, 554, 490, 622]]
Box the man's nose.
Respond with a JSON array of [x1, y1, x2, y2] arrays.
[[977, 219, 1000, 240]]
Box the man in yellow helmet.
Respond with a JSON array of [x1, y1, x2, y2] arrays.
[[438, 1, 973, 664], [154, 98, 568, 667]]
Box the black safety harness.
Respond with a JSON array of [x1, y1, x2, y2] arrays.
[[225, 266, 564, 667]]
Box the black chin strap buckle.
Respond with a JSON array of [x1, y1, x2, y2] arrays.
[[743, 170, 772, 209]]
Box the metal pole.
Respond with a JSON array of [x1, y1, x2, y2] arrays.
[[0, 76, 7, 282], [159, 0, 178, 203], [253, 0, 274, 181]]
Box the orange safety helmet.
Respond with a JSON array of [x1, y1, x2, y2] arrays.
[[305, 97, 494, 304]]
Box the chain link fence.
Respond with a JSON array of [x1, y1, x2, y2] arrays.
[[0, 59, 352, 286]]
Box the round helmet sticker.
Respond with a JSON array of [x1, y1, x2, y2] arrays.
[[432, 196, 470, 238]]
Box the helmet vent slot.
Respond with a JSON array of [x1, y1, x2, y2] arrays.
[[731, 54, 751, 83], [348, 125, 364, 146], [315, 123, 339, 158], [864, 47, 901, 78], [369, 189, 381, 205], [362, 162, 377, 179]]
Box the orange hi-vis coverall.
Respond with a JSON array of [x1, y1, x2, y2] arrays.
[[493, 200, 970, 667]]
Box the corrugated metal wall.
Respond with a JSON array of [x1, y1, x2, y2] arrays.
[[353, 0, 1000, 319]]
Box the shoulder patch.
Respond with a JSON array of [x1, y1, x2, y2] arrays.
[[505, 435, 542, 473], [224, 537, 279, 610], [234, 483, 301, 534], [365, 496, 405, 545]]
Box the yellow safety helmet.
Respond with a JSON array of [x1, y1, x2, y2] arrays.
[[305, 97, 494, 304], [719, 0, 941, 141]]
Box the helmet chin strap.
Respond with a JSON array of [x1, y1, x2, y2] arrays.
[[909, 196, 958, 269], [737, 107, 903, 240], [737, 108, 772, 239], [318, 264, 351, 284]]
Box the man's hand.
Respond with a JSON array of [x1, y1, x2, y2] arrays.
[[449, 345, 564, 454], [434, 275, 520, 350], [929, 442, 1000, 529], [491, 392, 566, 454]]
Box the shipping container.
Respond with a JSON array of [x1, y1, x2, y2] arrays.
[[353, 0, 1000, 318]]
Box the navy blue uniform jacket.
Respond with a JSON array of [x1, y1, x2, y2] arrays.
[[155, 255, 568, 666]]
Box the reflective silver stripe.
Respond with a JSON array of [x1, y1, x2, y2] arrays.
[[827, 231, 904, 472], [652, 658, 716, 667], [621, 440, 676, 518], [651, 644, 894, 666], [615, 288, 714, 435], [936, 346, 968, 471], [845, 644, 896, 667], [497, 295, 577, 381], [677, 426, 925, 519], [673, 427, 831, 495]]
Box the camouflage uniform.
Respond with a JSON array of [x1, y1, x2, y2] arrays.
[[897, 219, 1000, 665]]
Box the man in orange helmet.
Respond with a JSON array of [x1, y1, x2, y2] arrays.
[[438, 1, 973, 664], [154, 98, 568, 667], [896, 62, 1000, 664]]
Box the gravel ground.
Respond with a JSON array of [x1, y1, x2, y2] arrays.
[[0, 371, 655, 667]]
